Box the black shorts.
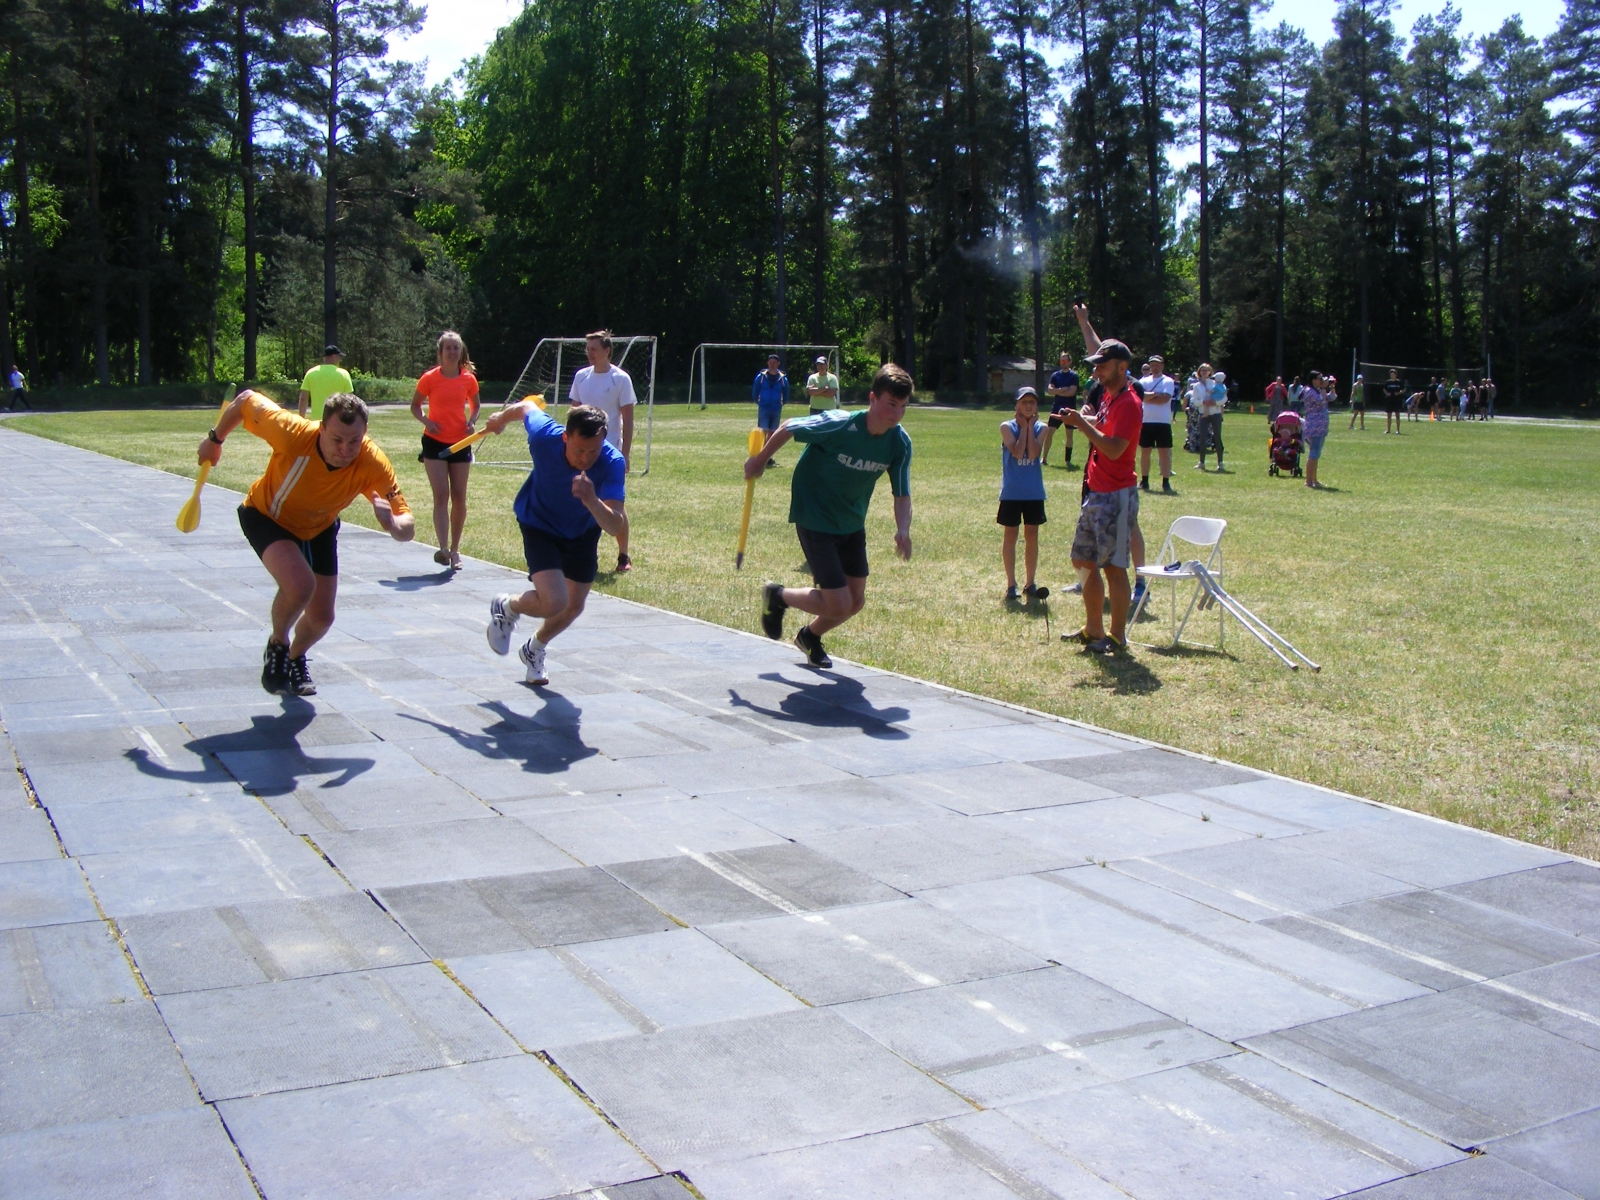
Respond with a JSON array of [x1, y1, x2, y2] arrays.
[[1046, 411, 1077, 430], [1384, 399, 1403, 414], [996, 499, 1046, 527], [520, 522, 603, 585], [1139, 423, 1174, 449], [419, 434, 473, 464], [238, 505, 339, 577], [795, 525, 868, 590]]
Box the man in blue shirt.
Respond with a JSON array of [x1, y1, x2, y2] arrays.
[[1041, 352, 1080, 469], [752, 354, 789, 463], [481, 403, 626, 684]]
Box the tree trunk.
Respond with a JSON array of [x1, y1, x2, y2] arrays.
[[1018, 20, 1043, 396], [963, 0, 985, 391], [883, 4, 913, 374], [1443, 83, 1464, 373], [767, 0, 785, 348], [1077, 0, 1106, 317], [1136, 0, 1164, 351], [237, 3, 258, 380], [11, 90, 34, 373], [1274, 69, 1286, 380], [82, 42, 109, 386], [323, 2, 340, 349], [811, 0, 827, 343], [1197, 0, 1209, 360], [1424, 93, 1443, 356]]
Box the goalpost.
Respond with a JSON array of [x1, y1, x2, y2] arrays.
[[479, 335, 659, 473], [687, 342, 841, 409]]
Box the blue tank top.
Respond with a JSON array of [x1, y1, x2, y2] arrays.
[[1000, 419, 1047, 501]]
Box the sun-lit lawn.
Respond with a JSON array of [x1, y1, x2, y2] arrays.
[[11, 401, 1599, 859]]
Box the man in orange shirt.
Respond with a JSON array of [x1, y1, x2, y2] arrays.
[[197, 390, 414, 696]]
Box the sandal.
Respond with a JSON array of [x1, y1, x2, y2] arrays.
[[433, 549, 450, 566], [450, 552, 463, 571]]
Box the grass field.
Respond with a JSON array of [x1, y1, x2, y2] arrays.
[[9, 402, 1598, 859]]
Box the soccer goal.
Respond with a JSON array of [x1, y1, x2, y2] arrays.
[[686, 342, 841, 409], [480, 335, 659, 473]]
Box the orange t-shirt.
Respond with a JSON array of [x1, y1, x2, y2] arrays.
[[415, 367, 480, 445], [240, 394, 409, 540]]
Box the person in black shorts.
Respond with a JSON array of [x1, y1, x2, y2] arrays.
[[1382, 368, 1405, 434], [1041, 352, 1079, 469], [998, 388, 1048, 601]]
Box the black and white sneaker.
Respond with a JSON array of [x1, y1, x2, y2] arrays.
[[760, 582, 788, 640], [517, 637, 549, 685], [487, 594, 519, 655], [795, 626, 832, 668], [261, 640, 290, 695], [286, 655, 317, 696]]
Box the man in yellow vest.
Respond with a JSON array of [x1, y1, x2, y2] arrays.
[[298, 344, 354, 421]]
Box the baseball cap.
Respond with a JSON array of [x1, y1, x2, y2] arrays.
[[814, 355, 828, 365], [1085, 339, 1132, 364], [767, 353, 780, 361], [1148, 354, 1164, 364], [1015, 386, 1038, 400], [324, 344, 342, 356]]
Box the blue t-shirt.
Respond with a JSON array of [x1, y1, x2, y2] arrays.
[[752, 371, 789, 409], [1000, 419, 1047, 501], [1047, 369, 1079, 411], [512, 411, 626, 540]]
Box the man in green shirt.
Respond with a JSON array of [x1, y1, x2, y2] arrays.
[[805, 355, 840, 413], [745, 363, 913, 668], [298, 345, 354, 421]]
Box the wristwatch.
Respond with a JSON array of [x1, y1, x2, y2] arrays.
[[208, 428, 224, 445]]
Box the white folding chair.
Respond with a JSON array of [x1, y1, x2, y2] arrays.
[[1131, 516, 1227, 649]]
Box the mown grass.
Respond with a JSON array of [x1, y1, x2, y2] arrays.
[[11, 402, 1599, 858]]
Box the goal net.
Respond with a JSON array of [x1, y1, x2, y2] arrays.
[[688, 343, 841, 409], [480, 335, 659, 472]]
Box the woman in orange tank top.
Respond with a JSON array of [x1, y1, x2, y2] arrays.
[[411, 330, 481, 571]]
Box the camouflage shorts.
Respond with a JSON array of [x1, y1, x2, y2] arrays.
[[1070, 486, 1139, 569]]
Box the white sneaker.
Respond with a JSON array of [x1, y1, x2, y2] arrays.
[[518, 637, 548, 685], [487, 595, 519, 655]]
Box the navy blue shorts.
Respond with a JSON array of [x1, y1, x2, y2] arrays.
[[520, 522, 602, 584]]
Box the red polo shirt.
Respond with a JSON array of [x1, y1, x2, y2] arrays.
[[1086, 385, 1142, 492]]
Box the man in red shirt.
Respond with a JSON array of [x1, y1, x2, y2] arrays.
[[1060, 339, 1142, 654]]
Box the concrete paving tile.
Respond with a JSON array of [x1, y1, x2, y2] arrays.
[[987, 796, 1254, 864], [215, 738, 432, 795], [785, 729, 1004, 778], [0, 768, 26, 813], [0, 1003, 198, 1134], [1445, 862, 1600, 943], [0, 808, 60, 863], [447, 948, 645, 1047], [803, 817, 1073, 892], [492, 785, 697, 820], [181, 710, 376, 750], [156, 962, 519, 1100], [1454, 954, 1600, 1051], [451, 755, 666, 802], [1115, 835, 1415, 921], [945, 722, 1120, 764], [315, 816, 577, 889], [1262, 890, 1598, 990], [921, 872, 1367, 1041], [120, 892, 426, 994], [0, 922, 141, 1014], [834, 965, 1232, 1106], [79, 831, 348, 917], [1487, 1106, 1600, 1199], [704, 898, 1044, 1005], [218, 1055, 655, 1200], [46, 792, 287, 856], [1342, 1154, 1583, 1199], [1193, 776, 1394, 831], [377, 866, 677, 958], [1005, 1055, 1461, 1200], [691, 1118, 1125, 1199], [260, 774, 494, 834], [1290, 814, 1570, 891], [397, 727, 591, 774], [596, 1178, 699, 1199], [1034, 746, 1262, 796], [713, 777, 953, 837], [851, 695, 1027, 733], [519, 689, 700, 729], [632, 745, 858, 796], [879, 760, 1119, 817], [9, 722, 196, 769], [0, 1108, 258, 1200], [550, 1007, 972, 1170], [1139, 788, 1322, 837], [0, 859, 99, 930], [24, 756, 242, 806], [567, 928, 807, 1031], [515, 798, 786, 865], [1243, 989, 1600, 1146]]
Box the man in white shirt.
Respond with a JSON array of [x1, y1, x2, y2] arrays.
[[566, 330, 637, 572], [6, 366, 28, 411], [1137, 355, 1176, 494]]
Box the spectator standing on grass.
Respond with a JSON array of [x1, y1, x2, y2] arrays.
[[298, 345, 353, 421], [568, 330, 637, 573], [1348, 374, 1367, 430], [1266, 376, 1288, 421], [1189, 363, 1227, 471], [998, 387, 1048, 601], [410, 330, 480, 573], [1485, 377, 1497, 418], [805, 356, 839, 414], [1383, 369, 1405, 434], [1041, 352, 1080, 469], [1302, 369, 1330, 489], [1450, 380, 1463, 419], [752, 354, 789, 463], [1138, 356, 1177, 494], [7, 365, 29, 411], [1072, 305, 1148, 610]]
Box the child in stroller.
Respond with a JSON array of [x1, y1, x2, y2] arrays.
[[1269, 409, 1303, 477]]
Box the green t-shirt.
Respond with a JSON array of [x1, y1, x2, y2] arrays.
[[787, 409, 912, 535], [300, 363, 354, 420], [805, 372, 841, 410]]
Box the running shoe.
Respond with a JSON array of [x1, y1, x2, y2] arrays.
[[487, 594, 519, 655], [1004, 585, 1021, 603], [1162, 481, 1176, 495], [1140, 478, 1151, 491], [795, 626, 832, 668], [1065, 581, 1083, 595], [1132, 581, 1148, 610], [616, 553, 633, 573], [760, 582, 788, 640], [286, 654, 317, 696], [518, 637, 549, 685], [261, 640, 290, 695]]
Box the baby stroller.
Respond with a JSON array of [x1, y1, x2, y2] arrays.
[[1268, 410, 1303, 477]]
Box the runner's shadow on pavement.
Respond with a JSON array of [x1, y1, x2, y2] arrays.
[[400, 698, 599, 775], [729, 672, 911, 739], [378, 572, 454, 590], [1071, 653, 1163, 696], [125, 707, 378, 794]]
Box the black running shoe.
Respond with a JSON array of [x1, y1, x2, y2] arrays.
[[795, 626, 832, 668], [261, 640, 290, 695], [286, 654, 317, 696], [760, 582, 787, 640]]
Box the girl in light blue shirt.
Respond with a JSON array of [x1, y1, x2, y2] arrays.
[[999, 388, 1049, 602]]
